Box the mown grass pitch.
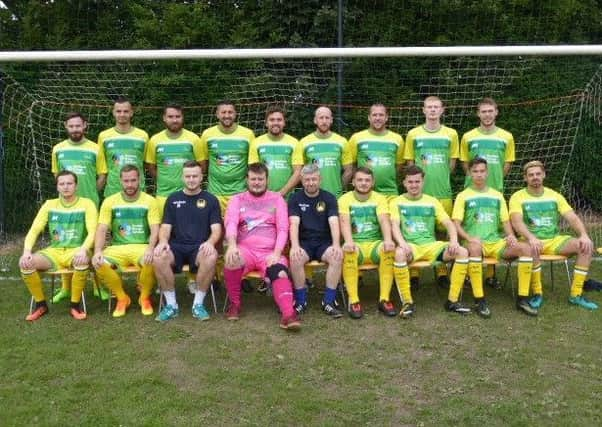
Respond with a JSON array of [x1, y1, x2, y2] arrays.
[[1, 253, 601, 426]]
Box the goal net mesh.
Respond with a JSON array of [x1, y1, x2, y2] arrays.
[[1, 56, 601, 244]]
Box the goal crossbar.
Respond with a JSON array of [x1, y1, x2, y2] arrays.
[[1, 45, 602, 62]]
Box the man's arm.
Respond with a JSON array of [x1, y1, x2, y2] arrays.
[[502, 220, 518, 247], [153, 223, 172, 256], [341, 164, 353, 190], [449, 158, 457, 172], [96, 174, 107, 191], [145, 163, 157, 180], [510, 212, 542, 255], [378, 213, 396, 252], [199, 160, 208, 177], [503, 162, 512, 176], [390, 218, 412, 257], [142, 224, 160, 264], [92, 223, 109, 268], [279, 165, 301, 196], [288, 215, 305, 263], [453, 219, 477, 244], [339, 213, 356, 252], [328, 216, 341, 248], [199, 223, 222, 258]]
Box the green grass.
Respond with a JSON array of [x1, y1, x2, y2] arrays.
[[1, 259, 601, 426]]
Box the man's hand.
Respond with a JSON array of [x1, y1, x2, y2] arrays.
[[527, 236, 543, 257], [266, 252, 281, 267], [142, 247, 154, 265], [329, 245, 343, 262], [289, 245, 305, 263], [199, 241, 217, 258], [447, 240, 460, 256], [505, 234, 518, 248], [578, 235, 593, 255], [397, 241, 413, 258], [382, 239, 396, 252], [72, 248, 88, 267], [19, 251, 33, 270], [225, 245, 242, 267], [92, 252, 104, 269], [342, 241, 357, 253], [153, 242, 169, 257]]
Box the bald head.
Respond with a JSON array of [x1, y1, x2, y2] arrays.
[[314, 106, 333, 135]]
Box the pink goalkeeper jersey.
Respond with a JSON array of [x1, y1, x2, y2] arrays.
[[225, 190, 289, 252]]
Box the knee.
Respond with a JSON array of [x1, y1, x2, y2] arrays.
[[394, 247, 407, 263], [199, 251, 218, 267], [266, 263, 290, 283], [467, 242, 482, 256], [455, 246, 468, 259]]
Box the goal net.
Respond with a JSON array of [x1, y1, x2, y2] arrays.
[[1, 55, 601, 244]]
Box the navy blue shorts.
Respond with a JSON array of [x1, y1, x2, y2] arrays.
[[170, 243, 199, 274], [300, 241, 332, 262]]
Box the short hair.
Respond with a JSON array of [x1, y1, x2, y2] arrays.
[[423, 95, 443, 106], [120, 164, 140, 177], [353, 166, 374, 179], [247, 162, 269, 177], [164, 103, 183, 114], [301, 163, 320, 176], [369, 103, 388, 115], [478, 97, 498, 109], [114, 96, 131, 105], [182, 160, 202, 169], [468, 157, 488, 169], [56, 169, 78, 184], [523, 160, 545, 174], [216, 100, 236, 111], [314, 105, 332, 116], [265, 105, 286, 120], [403, 164, 425, 178], [65, 111, 87, 122]]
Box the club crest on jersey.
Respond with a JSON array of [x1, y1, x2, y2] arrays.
[[316, 201, 326, 213], [196, 199, 206, 209]]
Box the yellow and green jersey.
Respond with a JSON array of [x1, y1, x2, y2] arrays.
[[145, 129, 203, 197], [389, 193, 449, 245], [349, 129, 404, 196], [300, 131, 352, 198], [460, 126, 515, 192], [24, 196, 97, 250], [338, 190, 388, 242], [452, 186, 508, 243], [509, 187, 573, 240], [97, 127, 149, 197], [249, 133, 303, 193], [98, 191, 160, 245], [404, 125, 459, 199], [51, 138, 105, 207], [199, 124, 255, 196]]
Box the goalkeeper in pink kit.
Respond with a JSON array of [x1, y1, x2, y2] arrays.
[[223, 162, 301, 330]]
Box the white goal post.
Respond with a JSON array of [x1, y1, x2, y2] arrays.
[[1, 45, 602, 62]]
